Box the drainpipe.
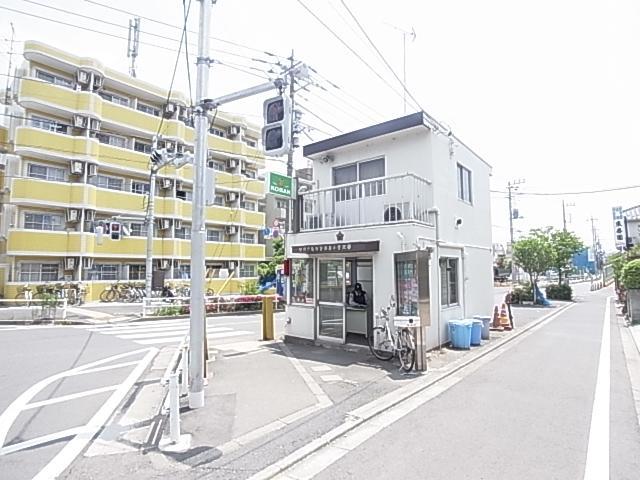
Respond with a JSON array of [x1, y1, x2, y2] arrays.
[[427, 207, 441, 353]]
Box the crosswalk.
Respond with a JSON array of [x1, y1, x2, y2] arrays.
[[82, 318, 255, 346]]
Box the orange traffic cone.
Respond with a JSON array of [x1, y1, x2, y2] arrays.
[[500, 303, 511, 330], [491, 305, 503, 330]]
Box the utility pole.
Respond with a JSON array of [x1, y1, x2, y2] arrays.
[[4, 22, 15, 106], [144, 136, 158, 300], [188, 0, 213, 410], [589, 216, 599, 274], [507, 179, 525, 283], [286, 50, 295, 234], [127, 17, 141, 78]]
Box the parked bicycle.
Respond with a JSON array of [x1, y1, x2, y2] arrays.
[[14, 284, 34, 307], [368, 299, 416, 372]]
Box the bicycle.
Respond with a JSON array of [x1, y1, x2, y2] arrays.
[[14, 284, 33, 307], [368, 302, 416, 372]]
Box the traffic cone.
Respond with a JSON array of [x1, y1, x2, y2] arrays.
[[499, 303, 511, 330], [491, 305, 503, 330]]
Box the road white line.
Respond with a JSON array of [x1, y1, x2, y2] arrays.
[[23, 385, 119, 410], [134, 330, 253, 345], [33, 348, 158, 480], [85, 319, 189, 330], [69, 360, 141, 376], [92, 325, 192, 335], [117, 327, 231, 340], [583, 297, 611, 480], [0, 427, 86, 456]]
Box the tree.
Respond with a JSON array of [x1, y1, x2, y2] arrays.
[[513, 229, 555, 301], [549, 230, 584, 284], [258, 237, 285, 281]]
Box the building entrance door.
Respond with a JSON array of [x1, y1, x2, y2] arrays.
[[317, 259, 345, 343]]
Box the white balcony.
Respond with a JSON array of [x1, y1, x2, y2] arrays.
[[300, 173, 433, 231]]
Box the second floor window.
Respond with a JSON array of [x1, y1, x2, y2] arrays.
[[96, 174, 124, 191], [96, 133, 127, 149], [457, 164, 472, 203], [131, 181, 150, 195], [19, 262, 59, 282], [333, 157, 385, 200], [239, 263, 256, 278], [24, 212, 64, 231], [31, 116, 67, 135], [27, 163, 66, 182]]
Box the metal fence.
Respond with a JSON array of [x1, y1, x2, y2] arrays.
[[142, 294, 281, 317]]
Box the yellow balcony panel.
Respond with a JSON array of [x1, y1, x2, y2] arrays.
[[242, 244, 266, 260], [162, 120, 188, 141], [101, 101, 160, 133], [97, 144, 148, 173], [11, 178, 87, 206], [244, 178, 265, 197], [243, 210, 265, 228], [95, 189, 147, 215], [83, 235, 167, 257], [7, 230, 82, 255], [206, 206, 237, 224], [15, 127, 98, 158], [205, 242, 242, 258]]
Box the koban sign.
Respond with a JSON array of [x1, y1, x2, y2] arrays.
[[267, 172, 295, 199]]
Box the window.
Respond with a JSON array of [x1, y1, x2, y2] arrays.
[[245, 138, 257, 148], [176, 264, 190, 279], [440, 258, 459, 307], [31, 116, 67, 134], [207, 229, 222, 242], [239, 263, 256, 278], [129, 265, 146, 280], [92, 264, 119, 281], [210, 127, 225, 138], [134, 140, 152, 154], [19, 263, 59, 282], [24, 212, 64, 231], [333, 157, 385, 200], [242, 169, 257, 179], [96, 133, 127, 149], [176, 189, 193, 201], [136, 102, 160, 117], [213, 194, 224, 206], [99, 91, 130, 106], [175, 226, 191, 240], [131, 181, 150, 195], [457, 164, 472, 203], [35, 69, 73, 88], [241, 232, 255, 244], [241, 200, 256, 211], [95, 174, 124, 191], [129, 222, 147, 237], [27, 163, 66, 182], [291, 259, 314, 304], [208, 160, 226, 171], [276, 199, 288, 209]]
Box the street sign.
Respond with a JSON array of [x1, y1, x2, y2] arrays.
[[612, 206, 626, 248], [266, 172, 295, 199]]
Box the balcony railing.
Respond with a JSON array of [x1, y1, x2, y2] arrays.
[[300, 173, 433, 231]]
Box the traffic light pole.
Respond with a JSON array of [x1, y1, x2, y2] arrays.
[[189, 0, 213, 410]]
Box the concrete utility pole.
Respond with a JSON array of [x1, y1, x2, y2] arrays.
[[144, 136, 158, 300], [127, 17, 141, 78], [189, 0, 213, 410], [562, 200, 575, 232], [507, 179, 525, 283], [589, 216, 599, 274], [4, 22, 15, 106], [286, 50, 295, 234]]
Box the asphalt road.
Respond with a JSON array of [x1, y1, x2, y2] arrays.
[[282, 288, 640, 479]]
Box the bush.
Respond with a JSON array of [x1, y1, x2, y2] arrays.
[[241, 280, 259, 295], [509, 283, 533, 304], [622, 259, 640, 289], [545, 283, 573, 300], [154, 306, 183, 317]]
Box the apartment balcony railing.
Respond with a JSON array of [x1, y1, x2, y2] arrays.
[[300, 173, 433, 231]]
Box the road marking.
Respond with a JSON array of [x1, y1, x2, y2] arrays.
[[70, 360, 141, 376], [117, 327, 231, 340], [32, 348, 157, 480], [0, 427, 86, 455], [310, 366, 332, 372], [583, 297, 611, 480], [249, 303, 576, 480], [320, 374, 343, 383], [280, 343, 332, 408], [94, 325, 193, 335], [135, 330, 253, 345], [23, 385, 120, 410]]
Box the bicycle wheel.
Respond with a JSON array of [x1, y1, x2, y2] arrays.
[[368, 326, 394, 361], [398, 329, 416, 372], [14, 292, 28, 307]]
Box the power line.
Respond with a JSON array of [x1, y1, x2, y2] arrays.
[[491, 184, 640, 196], [182, 0, 193, 107], [296, 90, 369, 125], [296, 102, 343, 134]]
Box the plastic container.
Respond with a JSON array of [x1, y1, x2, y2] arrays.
[[473, 315, 492, 340], [470, 319, 483, 346], [448, 320, 472, 349]]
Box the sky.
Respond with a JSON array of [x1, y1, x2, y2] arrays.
[[1, 0, 639, 252]]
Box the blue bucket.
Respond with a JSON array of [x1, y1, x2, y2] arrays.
[[448, 320, 472, 349]]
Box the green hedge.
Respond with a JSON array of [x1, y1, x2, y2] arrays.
[[545, 284, 572, 300], [509, 283, 533, 303], [622, 259, 640, 289]]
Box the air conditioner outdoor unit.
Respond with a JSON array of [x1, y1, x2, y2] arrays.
[[227, 159, 238, 169], [160, 259, 171, 270], [226, 225, 237, 235], [174, 219, 182, 229], [84, 209, 96, 221], [164, 141, 175, 152], [66, 208, 80, 223], [90, 118, 101, 131], [228, 261, 236, 270], [158, 218, 171, 230], [207, 149, 215, 160], [77, 70, 90, 85], [82, 257, 94, 269], [92, 75, 103, 89], [227, 125, 241, 136], [65, 257, 76, 270], [73, 115, 87, 128], [160, 178, 173, 189], [87, 164, 98, 177], [70, 160, 84, 175], [177, 144, 185, 153], [175, 180, 183, 191], [226, 192, 237, 202], [164, 103, 176, 116]]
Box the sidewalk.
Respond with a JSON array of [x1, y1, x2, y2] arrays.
[[59, 298, 573, 480]]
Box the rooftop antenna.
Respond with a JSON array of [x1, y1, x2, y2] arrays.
[[127, 17, 140, 78], [4, 22, 15, 106], [385, 23, 416, 113]]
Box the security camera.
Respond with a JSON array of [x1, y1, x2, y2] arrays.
[[321, 154, 334, 163], [455, 217, 463, 228]]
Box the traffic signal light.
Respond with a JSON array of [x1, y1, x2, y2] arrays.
[[110, 221, 121, 241], [262, 95, 291, 156]]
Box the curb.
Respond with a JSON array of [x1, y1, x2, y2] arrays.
[[252, 302, 575, 479]]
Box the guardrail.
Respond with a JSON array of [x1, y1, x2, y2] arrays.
[[142, 294, 281, 318], [0, 298, 68, 324]]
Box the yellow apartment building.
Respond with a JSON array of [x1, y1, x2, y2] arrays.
[[0, 41, 266, 301]]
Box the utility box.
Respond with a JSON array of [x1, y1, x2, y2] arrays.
[[152, 270, 165, 291]]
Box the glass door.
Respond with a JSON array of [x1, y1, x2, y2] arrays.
[[317, 259, 345, 342]]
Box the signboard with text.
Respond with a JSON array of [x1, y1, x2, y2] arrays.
[[266, 172, 295, 199], [292, 241, 380, 255]]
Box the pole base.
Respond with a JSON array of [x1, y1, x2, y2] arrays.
[[188, 390, 205, 409], [159, 434, 192, 453]]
